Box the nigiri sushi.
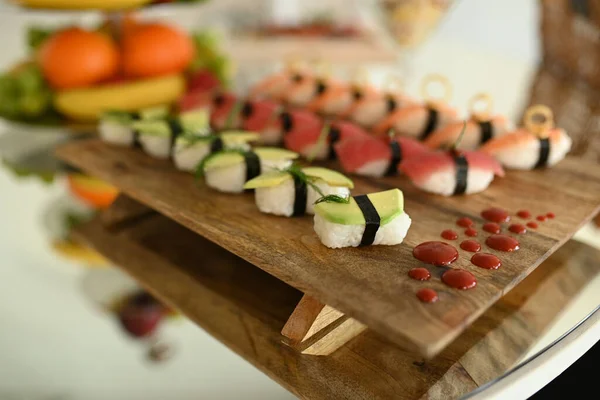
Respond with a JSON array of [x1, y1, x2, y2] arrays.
[[424, 115, 511, 150], [372, 102, 459, 140], [313, 189, 412, 248], [238, 99, 282, 145], [343, 87, 417, 128], [173, 131, 260, 172], [306, 79, 354, 116], [335, 135, 431, 177], [400, 149, 505, 196], [133, 109, 209, 159], [481, 105, 571, 170], [199, 147, 299, 193], [243, 166, 353, 217], [480, 128, 571, 170], [284, 119, 370, 160], [249, 65, 312, 100], [283, 75, 327, 108], [274, 109, 324, 149], [210, 92, 239, 131], [99, 106, 169, 146]]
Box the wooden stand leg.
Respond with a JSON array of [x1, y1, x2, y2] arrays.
[[281, 294, 366, 356]]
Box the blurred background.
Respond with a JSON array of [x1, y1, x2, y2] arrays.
[[0, 0, 598, 399]]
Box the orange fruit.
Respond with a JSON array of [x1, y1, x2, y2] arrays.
[[122, 22, 194, 79], [39, 27, 119, 90], [67, 174, 119, 209]]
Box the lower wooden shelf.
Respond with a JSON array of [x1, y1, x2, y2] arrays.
[[74, 206, 600, 399]]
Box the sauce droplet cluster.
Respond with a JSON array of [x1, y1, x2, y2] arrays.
[[413, 241, 459, 266]]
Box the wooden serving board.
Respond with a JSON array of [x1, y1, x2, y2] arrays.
[[56, 139, 600, 357], [73, 212, 600, 399]]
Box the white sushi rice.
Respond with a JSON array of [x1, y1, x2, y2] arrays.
[[259, 127, 283, 145], [99, 120, 135, 146], [416, 168, 494, 196], [254, 179, 350, 216], [138, 135, 171, 159], [356, 160, 390, 178], [314, 211, 412, 248], [205, 159, 293, 193], [173, 141, 211, 172], [494, 130, 572, 170]]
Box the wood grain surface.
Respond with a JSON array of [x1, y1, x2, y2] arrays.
[[73, 213, 600, 400], [57, 139, 600, 357]]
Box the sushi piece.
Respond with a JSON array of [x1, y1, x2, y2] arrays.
[[173, 131, 260, 172], [400, 149, 505, 196], [272, 109, 324, 148], [249, 64, 313, 100], [305, 79, 354, 116], [284, 119, 370, 160], [99, 106, 169, 146], [210, 92, 239, 130], [283, 74, 323, 107], [372, 103, 459, 139], [343, 90, 417, 128], [313, 188, 411, 248], [480, 105, 571, 170], [425, 93, 511, 150], [335, 135, 431, 177], [199, 147, 299, 193], [243, 166, 353, 216], [239, 99, 283, 145], [424, 116, 511, 150], [133, 109, 209, 159]]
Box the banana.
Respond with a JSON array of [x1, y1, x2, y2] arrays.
[[15, 0, 152, 11], [55, 74, 185, 121]]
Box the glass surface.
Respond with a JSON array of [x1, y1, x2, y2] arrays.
[[1, 0, 599, 398]]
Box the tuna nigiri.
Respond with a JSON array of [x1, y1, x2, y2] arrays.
[[400, 149, 504, 196], [335, 134, 431, 177], [210, 92, 239, 131], [284, 119, 370, 160], [275, 109, 324, 150], [238, 99, 282, 145], [480, 105, 571, 170]]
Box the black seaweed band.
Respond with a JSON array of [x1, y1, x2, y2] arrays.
[[210, 137, 224, 153], [244, 151, 261, 182], [292, 175, 308, 217], [453, 154, 468, 195], [535, 138, 550, 168], [420, 108, 438, 140], [328, 126, 341, 160], [386, 96, 397, 114], [168, 119, 184, 149], [385, 140, 402, 176], [479, 120, 493, 145], [354, 195, 381, 246]]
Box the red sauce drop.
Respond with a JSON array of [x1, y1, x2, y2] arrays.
[[482, 222, 501, 234], [442, 269, 477, 290], [457, 217, 474, 228], [416, 288, 438, 303], [517, 210, 531, 219], [546, 212, 555, 219], [413, 241, 459, 266], [485, 234, 520, 252], [460, 240, 481, 252], [481, 207, 511, 223], [536, 215, 547, 222], [527, 221, 538, 229], [408, 268, 431, 281], [508, 224, 527, 234], [465, 228, 478, 237], [441, 229, 458, 240], [471, 253, 502, 270]]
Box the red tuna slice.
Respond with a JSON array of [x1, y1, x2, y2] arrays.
[[178, 88, 212, 112], [240, 99, 281, 132], [210, 92, 238, 130], [334, 135, 391, 173], [400, 150, 505, 184], [329, 120, 371, 142], [281, 110, 324, 152]]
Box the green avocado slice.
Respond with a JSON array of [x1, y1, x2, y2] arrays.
[[243, 170, 291, 189], [243, 166, 353, 190], [203, 148, 298, 172], [302, 167, 353, 188], [314, 189, 404, 226]]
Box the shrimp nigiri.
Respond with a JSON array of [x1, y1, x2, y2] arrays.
[[480, 105, 571, 170], [305, 79, 353, 116], [424, 115, 511, 150]]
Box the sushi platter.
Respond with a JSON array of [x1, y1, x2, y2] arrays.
[[71, 199, 600, 399], [56, 138, 600, 357]]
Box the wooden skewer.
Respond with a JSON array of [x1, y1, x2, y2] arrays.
[[524, 104, 554, 139]]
